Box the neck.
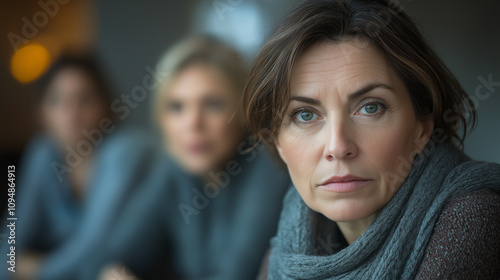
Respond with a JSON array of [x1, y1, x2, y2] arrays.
[[336, 212, 379, 245], [69, 155, 93, 200]]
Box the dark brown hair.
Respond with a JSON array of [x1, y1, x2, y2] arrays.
[[38, 52, 116, 120], [243, 0, 476, 148]]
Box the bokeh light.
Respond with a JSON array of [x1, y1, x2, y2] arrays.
[[10, 44, 51, 83]]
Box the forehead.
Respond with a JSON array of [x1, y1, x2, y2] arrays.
[[290, 40, 394, 96], [45, 67, 98, 100], [50, 67, 92, 86], [167, 64, 233, 99]]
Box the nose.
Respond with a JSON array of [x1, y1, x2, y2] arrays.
[[186, 105, 204, 132], [323, 118, 357, 161], [62, 99, 82, 124]]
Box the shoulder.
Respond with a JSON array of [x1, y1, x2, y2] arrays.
[[94, 126, 162, 173], [445, 188, 500, 209], [437, 189, 500, 236], [446, 159, 500, 187], [17, 134, 60, 186], [100, 126, 159, 156], [416, 188, 500, 279], [21, 134, 58, 164]]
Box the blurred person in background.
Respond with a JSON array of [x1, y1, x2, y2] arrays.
[[97, 36, 291, 280], [0, 53, 159, 280]]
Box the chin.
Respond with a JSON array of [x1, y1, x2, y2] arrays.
[[181, 159, 213, 175], [314, 196, 377, 222], [59, 135, 82, 147], [183, 164, 210, 176]]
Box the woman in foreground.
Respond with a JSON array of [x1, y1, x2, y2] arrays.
[[244, 0, 500, 279]]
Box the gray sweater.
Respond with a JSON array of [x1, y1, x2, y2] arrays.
[[259, 188, 500, 279]]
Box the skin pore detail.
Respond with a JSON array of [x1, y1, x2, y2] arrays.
[[275, 39, 434, 245]]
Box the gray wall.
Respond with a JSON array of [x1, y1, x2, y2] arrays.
[[403, 0, 500, 163], [95, 0, 197, 129]]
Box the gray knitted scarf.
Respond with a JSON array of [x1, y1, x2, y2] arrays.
[[269, 141, 500, 279]]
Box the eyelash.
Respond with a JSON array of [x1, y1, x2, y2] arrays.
[[289, 107, 320, 124], [288, 100, 388, 124], [355, 100, 388, 117]]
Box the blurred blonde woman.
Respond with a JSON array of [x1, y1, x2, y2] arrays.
[[98, 36, 291, 280]]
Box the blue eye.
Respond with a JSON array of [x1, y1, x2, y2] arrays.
[[166, 101, 182, 113], [359, 103, 380, 114], [295, 110, 318, 122], [206, 99, 224, 112]]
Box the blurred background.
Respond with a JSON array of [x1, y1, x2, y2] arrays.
[[1, 0, 499, 200], [0, 0, 500, 279]]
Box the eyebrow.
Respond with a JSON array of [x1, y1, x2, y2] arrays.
[[290, 83, 392, 105], [290, 96, 321, 105], [347, 83, 392, 101]]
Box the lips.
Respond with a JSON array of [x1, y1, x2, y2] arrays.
[[318, 175, 371, 193], [187, 142, 211, 154]]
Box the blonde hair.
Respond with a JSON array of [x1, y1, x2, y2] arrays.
[[152, 35, 247, 124]]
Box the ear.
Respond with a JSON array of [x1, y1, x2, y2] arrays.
[[274, 136, 288, 165], [416, 118, 435, 150]]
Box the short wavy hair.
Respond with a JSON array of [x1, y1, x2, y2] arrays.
[[243, 0, 476, 148]]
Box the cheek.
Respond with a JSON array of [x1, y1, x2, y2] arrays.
[[41, 106, 54, 126], [207, 113, 230, 133], [49, 107, 68, 130], [160, 114, 181, 145], [160, 114, 171, 135], [358, 117, 420, 192], [83, 104, 106, 126], [207, 114, 240, 153], [278, 127, 322, 191]]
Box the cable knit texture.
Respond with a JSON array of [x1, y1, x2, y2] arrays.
[[258, 189, 500, 280], [267, 141, 500, 279]]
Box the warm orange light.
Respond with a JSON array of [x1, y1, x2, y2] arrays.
[[10, 44, 51, 83]]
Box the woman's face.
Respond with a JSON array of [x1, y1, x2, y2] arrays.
[[41, 67, 108, 148], [160, 63, 242, 175], [275, 40, 433, 223]]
